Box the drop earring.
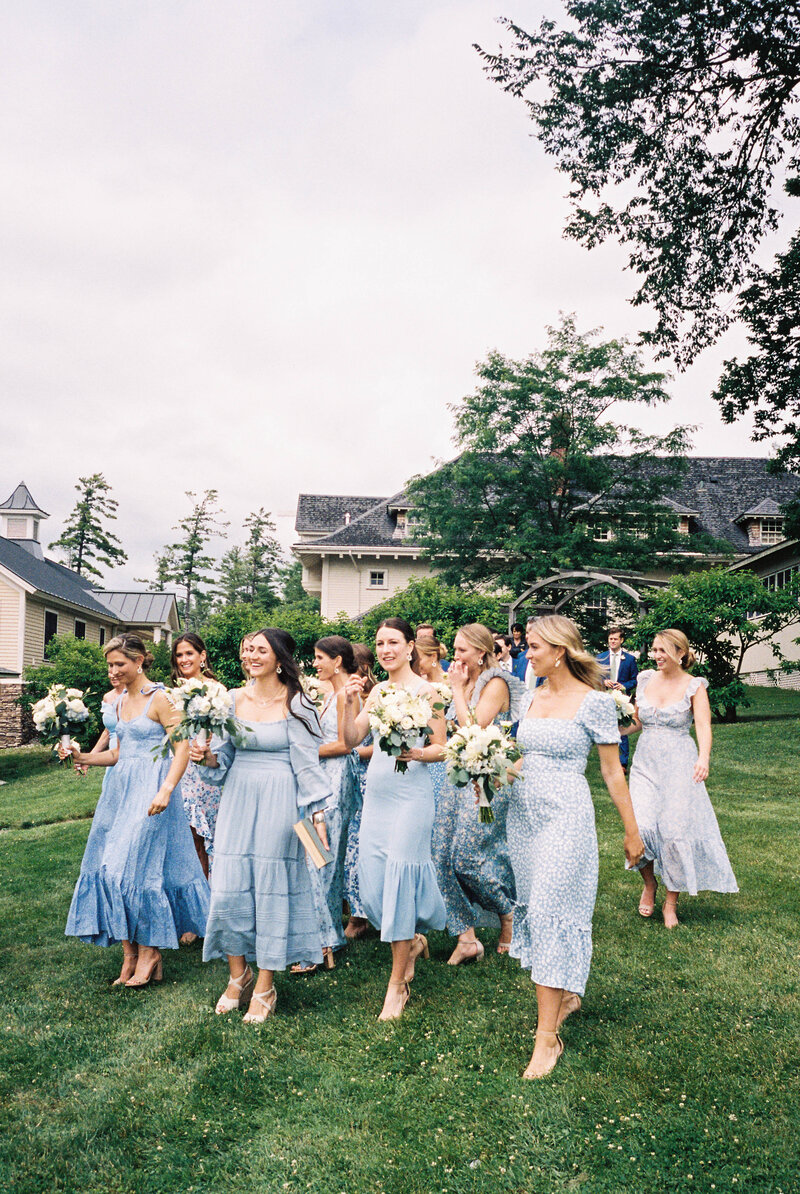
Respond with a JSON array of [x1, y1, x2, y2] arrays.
[[277, 665, 282, 674], [137, 666, 143, 674]]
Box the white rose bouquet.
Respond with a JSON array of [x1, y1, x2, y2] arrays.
[[445, 722, 522, 823], [300, 672, 327, 713], [611, 689, 636, 727], [166, 677, 236, 748], [32, 685, 91, 750], [368, 682, 437, 774]]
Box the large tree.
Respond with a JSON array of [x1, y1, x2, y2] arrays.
[[406, 316, 692, 592], [164, 490, 228, 629], [49, 473, 127, 579]]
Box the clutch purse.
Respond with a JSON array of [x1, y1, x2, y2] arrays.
[[293, 817, 333, 869]]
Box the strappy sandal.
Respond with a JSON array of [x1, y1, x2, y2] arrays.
[[404, 934, 430, 982], [215, 965, 254, 1014], [556, 992, 582, 1030], [638, 879, 658, 918], [378, 980, 410, 1021], [522, 1030, 564, 1080], [243, 987, 277, 1024], [663, 898, 680, 929], [447, 938, 484, 966], [497, 914, 513, 954]]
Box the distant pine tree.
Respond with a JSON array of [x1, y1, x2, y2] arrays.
[[49, 473, 127, 579]]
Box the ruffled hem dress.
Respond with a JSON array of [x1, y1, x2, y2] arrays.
[[65, 687, 210, 949], [181, 763, 221, 861], [200, 692, 331, 971], [343, 733, 371, 920], [508, 689, 620, 997], [358, 682, 446, 942], [629, 671, 738, 895], [303, 694, 361, 954], [432, 668, 525, 935]]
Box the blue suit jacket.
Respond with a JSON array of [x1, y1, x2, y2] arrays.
[[596, 649, 638, 694], [511, 653, 528, 682]]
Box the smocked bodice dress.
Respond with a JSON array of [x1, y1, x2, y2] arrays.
[[432, 667, 524, 935], [508, 690, 620, 996], [66, 689, 210, 949], [100, 695, 120, 746], [358, 682, 446, 941], [303, 694, 361, 954], [629, 671, 738, 895], [201, 692, 331, 971]]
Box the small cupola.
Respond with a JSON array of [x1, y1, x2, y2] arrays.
[[0, 482, 49, 557]]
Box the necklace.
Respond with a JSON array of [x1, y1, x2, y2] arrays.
[[253, 690, 285, 708]]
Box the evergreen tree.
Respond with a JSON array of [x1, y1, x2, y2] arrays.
[[165, 490, 228, 629], [49, 473, 127, 579]]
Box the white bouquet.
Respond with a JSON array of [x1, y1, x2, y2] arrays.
[[611, 689, 636, 727], [445, 722, 522, 823], [32, 684, 91, 751], [300, 672, 327, 713], [431, 680, 453, 710], [368, 682, 436, 774], [167, 677, 235, 747]]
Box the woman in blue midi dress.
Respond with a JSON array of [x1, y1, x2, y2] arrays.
[[343, 617, 447, 1021], [628, 630, 738, 928], [293, 635, 361, 971], [342, 643, 378, 940], [508, 616, 644, 1079], [64, 634, 209, 987], [432, 623, 525, 963], [191, 628, 332, 1023]]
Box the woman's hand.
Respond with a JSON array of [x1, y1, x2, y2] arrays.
[[344, 675, 365, 704], [188, 739, 213, 764], [448, 660, 469, 690], [693, 757, 710, 784], [623, 830, 646, 868], [147, 786, 172, 816], [57, 740, 81, 763], [397, 746, 425, 763]]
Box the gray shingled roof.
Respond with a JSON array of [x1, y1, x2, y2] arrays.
[[0, 536, 116, 618], [301, 492, 413, 549], [98, 591, 177, 624], [295, 494, 384, 534], [733, 497, 784, 521], [0, 481, 48, 516]]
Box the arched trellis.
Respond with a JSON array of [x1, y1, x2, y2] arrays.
[[507, 570, 669, 630]]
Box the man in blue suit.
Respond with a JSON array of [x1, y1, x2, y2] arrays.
[[596, 627, 638, 773]]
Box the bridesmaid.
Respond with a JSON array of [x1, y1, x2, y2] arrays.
[[628, 628, 738, 928], [171, 633, 221, 885], [293, 635, 360, 972], [343, 643, 376, 941], [191, 628, 331, 1022], [414, 632, 449, 811], [64, 634, 209, 986], [509, 616, 644, 1078], [432, 623, 523, 963], [239, 633, 255, 681], [343, 617, 446, 1020], [75, 672, 124, 775]]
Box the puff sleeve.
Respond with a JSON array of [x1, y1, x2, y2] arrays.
[[196, 733, 235, 785], [579, 691, 621, 745], [287, 694, 333, 813], [472, 666, 528, 724]]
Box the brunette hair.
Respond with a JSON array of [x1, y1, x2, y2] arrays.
[[103, 633, 154, 671], [527, 615, 604, 689], [607, 625, 626, 639], [352, 643, 378, 693], [251, 627, 319, 734], [456, 623, 496, 672], [314, 635, 356, 675], [376, 616, 420, 674], [654, 628, 696, 670], [170, 632, 217, 683]]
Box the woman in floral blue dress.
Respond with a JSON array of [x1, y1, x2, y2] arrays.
[[343, 643, 377, 940], [509, 616, 644, 1079]]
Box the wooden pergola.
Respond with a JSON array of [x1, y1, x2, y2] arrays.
[[507, 569, 670, 630]]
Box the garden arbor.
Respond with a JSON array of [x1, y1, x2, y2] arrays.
[[508, 569, 669, 630]]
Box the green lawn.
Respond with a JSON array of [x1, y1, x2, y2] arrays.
[[1, 689, 798, 1194]]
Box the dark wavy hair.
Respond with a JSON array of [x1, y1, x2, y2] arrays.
[[315, 635, 356, 674], [352, 643, 378, 694], [376, 616, 420, 674], [170, 632, 217, 684], [251, 627, 319, 734]]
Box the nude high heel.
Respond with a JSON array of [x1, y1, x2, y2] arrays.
[[243, 987, 277, 1024], [378, 980, 410, 1021], [404, 934, 429, 982], [125, 953, 163, 988], [214, 965, 254, 1014], [522, 1030, 564, 1080]]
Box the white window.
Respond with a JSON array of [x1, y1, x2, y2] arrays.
[[764, 565, 799, 591], [74, 620, 86, 640], [369, 570, 386, 588], [44, 610, 58, 657], [593, 526, 613, 541], [760, 518, 784, 545]]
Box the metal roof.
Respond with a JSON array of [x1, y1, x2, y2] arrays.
[[0, 481, 49, 517], [98, 591, 177, 624]]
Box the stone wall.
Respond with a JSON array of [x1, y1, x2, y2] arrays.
[[0, 683, 35, 748]]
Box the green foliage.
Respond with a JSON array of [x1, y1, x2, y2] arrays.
[[407, 317, 690, 591], [218, 508, 282, 607], [162, 489, 229, 630], [48, 473, 127, 579], [147, 640, 172, 685], [18, 635, 108, 745], [196, 602, 275, 688], [277, 559, 318, 607], [477, 3, 800, 368], [357, 576, 510, 650], [634, 568, 800, 721]]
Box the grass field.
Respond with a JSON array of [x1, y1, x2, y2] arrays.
[[1, 689, 799, 1194]]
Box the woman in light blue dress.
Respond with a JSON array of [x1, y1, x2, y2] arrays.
[[293, 635, 361, 971], [343, 617, 447, 1021], [414, 632, 450, 812], [628, 629, 738, 928], [171, 633, 222, 888], [342, 643, 377, 940], [508, 616, 644, 1079], [192, 628, 332, 1023], [64, 634, 209, 988], [432, 623, 525, 963]]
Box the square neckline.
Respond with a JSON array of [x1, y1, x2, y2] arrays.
[[523, 691, 593, 722], [232, 688, 289, 725], [637, 671, 697, 711]]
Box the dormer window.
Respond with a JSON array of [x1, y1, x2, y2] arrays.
[[759, 517, 784, 546], [396, 512, 407, 534]]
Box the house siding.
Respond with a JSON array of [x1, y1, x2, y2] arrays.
[[0, 576, 22, 673], [24, 599, 47, 668], [320, 555, 433, 619]]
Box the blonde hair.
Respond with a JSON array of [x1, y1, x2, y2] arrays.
[[527, 615, 603, 689], [654, 628, 696, 670], [104, 633, 154, 671], [456, 623, 496, 672], [415, 632, 447, 661]]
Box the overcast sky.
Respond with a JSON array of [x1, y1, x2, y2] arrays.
[[1, 1, 778, 588]]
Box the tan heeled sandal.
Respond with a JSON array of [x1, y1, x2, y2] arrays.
[[404, 933, 430, 982], [215, 965, 254, 1014], [522, 1030, 564, 1080], [447, 938, 484, 966], [125, 953, 163, 988], [243, 987, 277, 1024]]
